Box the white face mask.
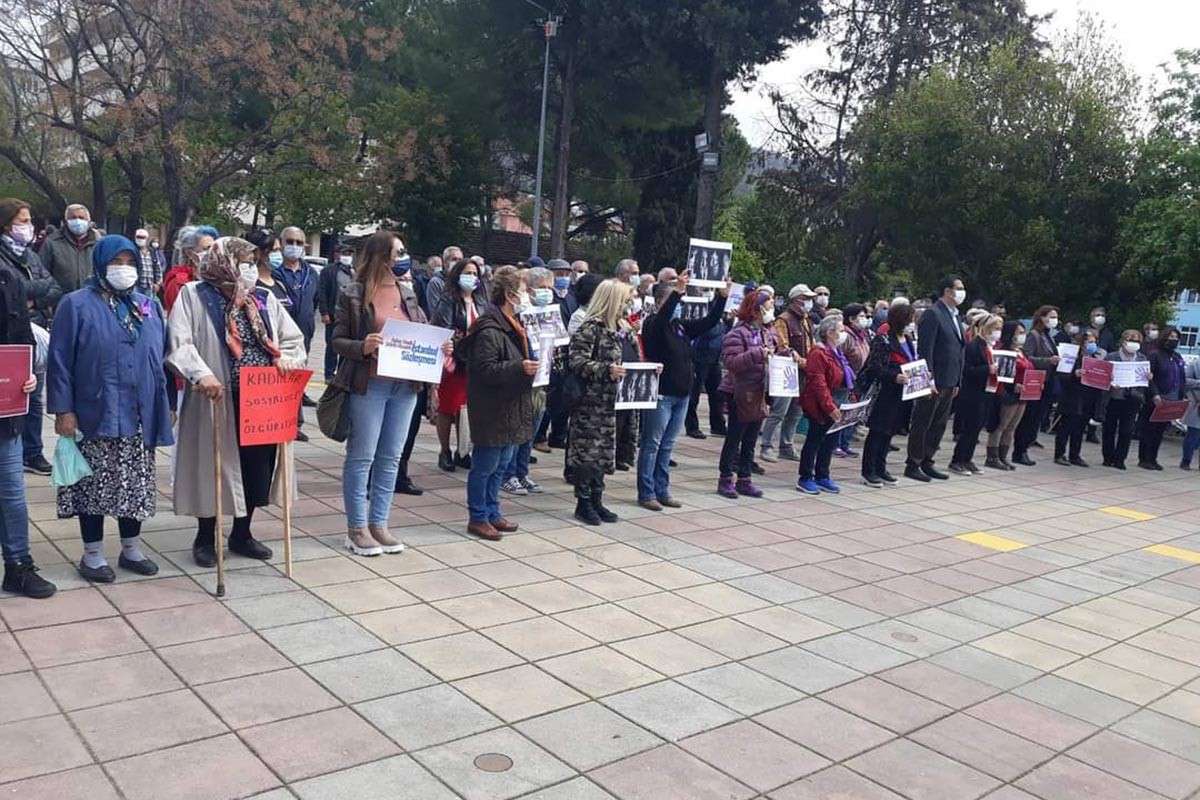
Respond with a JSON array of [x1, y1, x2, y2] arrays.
[[1066, 324, 1080, 336], [835, 330, 848, 346], [815, 295, 829, 308], [1016, 333, 1027, 347], [952, 289, 966, 305], [1147, 329, 1160, 341], [105, 264, 138, 292], [760, 308, 775, 325], [904, 323, 917, 337], [855, 316, 871, 330], [238, 263, 258, 285], [1046, 316, 1059, 330], [800, 300, 813, 313], [1093, 315, 1106, 327], [1123, 341, 1140, 354], [338, 255, 353, 267], [135, 236, 149, 247], [987, 331, 1001, 345]]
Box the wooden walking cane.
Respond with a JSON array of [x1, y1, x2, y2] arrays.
[[212, 397, 226, 598], [280, 440, 293, 578]]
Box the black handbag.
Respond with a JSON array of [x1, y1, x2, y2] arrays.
[[316, 383, 351, 442]]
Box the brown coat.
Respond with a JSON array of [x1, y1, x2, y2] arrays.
[[459, 307, 535, 447], [331, 279, 428, 395]]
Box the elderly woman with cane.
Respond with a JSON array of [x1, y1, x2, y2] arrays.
[[167, 237, 306, 569]]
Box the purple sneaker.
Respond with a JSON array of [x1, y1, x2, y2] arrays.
[[717, 476, 738, 499], [832, 448, 849, 458], [735, 479, 763, 498]]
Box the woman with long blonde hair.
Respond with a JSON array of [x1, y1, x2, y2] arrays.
[[567, 279, 633, 524]]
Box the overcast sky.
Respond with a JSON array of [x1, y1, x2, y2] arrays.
[[730, 0, 1200, 146]]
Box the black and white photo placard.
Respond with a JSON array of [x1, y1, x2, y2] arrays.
[[685, 238, 732, 289], [614, 362, 662, 410]]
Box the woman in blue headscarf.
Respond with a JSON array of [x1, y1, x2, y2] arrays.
[[47, 234, 174, 583]]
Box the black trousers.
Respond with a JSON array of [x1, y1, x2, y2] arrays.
[[402, 389, 427, 464], [799, 416, 835, 481], [906, 389, 956, 467], [951, 391, 988, 465], [80, 515, 141, 543], [1055, 413, 1085, 460], [863, 429, 893, 479], [195, 442, 276, 547], [687, 359, 724, 434], [615, 410, 637, 466], [718, 392, 760, 479], [1013, 395, 1047, 457], [1138, 403, 1169, 465], [540, 372, 570, 446], [1102, 398, 1139, 465]]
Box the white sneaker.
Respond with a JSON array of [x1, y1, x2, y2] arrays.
[[345, 527, 383, 557], [759, 450, 779, 463], [521, 477, 543, 494], [501, 477, 528, 496]]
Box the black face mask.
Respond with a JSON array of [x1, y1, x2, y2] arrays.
[[1163, 340, 1178, 351]]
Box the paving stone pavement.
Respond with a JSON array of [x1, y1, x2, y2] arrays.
[[4, 372, 1200, 798]]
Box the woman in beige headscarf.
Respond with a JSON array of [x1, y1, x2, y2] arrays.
[[167, 237, 306, 567]]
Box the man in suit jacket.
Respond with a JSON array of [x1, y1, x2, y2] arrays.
[[906, 274, 967, 482]]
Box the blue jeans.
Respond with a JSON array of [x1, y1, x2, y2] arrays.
[[469, 445, 516, 523], [637, 394, 689, 501], [0, 435, 30, 562], [1184, 427, 1200, 465], [504, 410, 545, 482], [343, 379, 418, 527], [22, 371, 44, 462]]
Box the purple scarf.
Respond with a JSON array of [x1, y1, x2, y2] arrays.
[[831, 345, 855, 391]]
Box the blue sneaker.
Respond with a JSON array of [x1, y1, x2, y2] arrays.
[[816, 478, 841, 494], [796, 478, 820, 495]]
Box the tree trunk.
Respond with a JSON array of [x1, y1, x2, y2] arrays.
[[124, 154, 145, 237], [549, 43, 577, 259], [693, 56, 723, 239], [86, 148, 107, 225]]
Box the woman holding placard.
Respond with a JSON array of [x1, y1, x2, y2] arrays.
[[985, 321, 1032, 470], [717, 290, 778, 498], [949, 314, 1002, 475], [1138, 326, 1184, 470], [168, 237, 305, 567], [1054, 330, 1098, 467], [857, 302, 913, 487], [48, 235, 173, 584], [568, 279, 631, 524], [1012, 305, 1061, 466], [430, 258, 487, 472], [1099, 330, 1152, 470], [796, 314, 848, 495], [331, 231, 434, 555]]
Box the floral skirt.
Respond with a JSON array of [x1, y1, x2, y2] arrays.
[[57, 434, 157, 520]]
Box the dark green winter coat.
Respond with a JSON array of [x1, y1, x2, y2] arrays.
[[567, 316, 621, 478]]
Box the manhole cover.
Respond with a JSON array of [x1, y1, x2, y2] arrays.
[[474, 754, 513, 773], [891, 632, 919, 643]]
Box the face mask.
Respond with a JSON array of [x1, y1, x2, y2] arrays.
[[9, 223, 33, 245], [1164, 339, 1179, 351], [836, 330, 848, 346], [1066, 324, 1079, 336], [1123, 341, 1140, 354], [855, 316, 870, 330], [458, 274, 478, 292], [515, 292, 531, 313], [987, 331, 1001, 345], [1046, 317, 1059, 330], [627, 274, 640, 286], [193, 248, 211, 265], [105, 264, 137, 292], [283, 244, 304, 261], [904, 323, 916, 337], [392, 256, 412, 277], [1084, 342, 1099, 355], [952, 289, 966, 305], [135, 236, 149, 247], [532, 288, 553, 306], [816, 295, 829, 308], [553, 276, 570, 293], [238, 263, 258, 284], [1016, 333, 1027, 347], [800, 300, 813, 313], [268, 251, 283, 268], [1147, 329, 1160, 341], [338, 255, 353, 267], [66, 218, 89, 237], [761, 308, 775, 325], [1093, 315, 1106, 327]]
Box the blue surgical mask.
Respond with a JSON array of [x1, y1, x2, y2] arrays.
[[532, 288, 553, 306], [268, 251, 283, 268], [627, 274, 639, 286], [392, 256, 411, 277], [553, 276, 570, 293], [458, 274, 478, 292], [283, 244, 304, 261], [1084, 342, 1098, 355], [66, 218, 89, 237]]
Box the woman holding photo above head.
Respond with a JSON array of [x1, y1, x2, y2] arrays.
[[1011, 305, 1061, 466], [1138, 326, 1184, 471], [1054, 329, 1098, 467], [167, 237, 306, 568], [949, 313, 1002, 475], [857, 301, 914, 487], [985, 321, 1032, 470], [796, 313, 848, 495], [1100, 330, 1153, 470], [332, 230, 437, 556], [717, 290, 778, 499], [430, 258, 487, 472], [48, 235, 175, 583], [568, 279, 632, 525]]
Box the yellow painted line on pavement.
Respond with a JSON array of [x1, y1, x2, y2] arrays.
[[1100, 506, 1157, 522], [1145, 544, 1200, 564], [957, 532, 1028, 552]]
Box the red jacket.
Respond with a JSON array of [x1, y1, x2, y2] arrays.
[[162, 264, 195, 313], [800, 343, 845, 422]]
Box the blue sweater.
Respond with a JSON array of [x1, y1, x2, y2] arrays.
[[46, 287, 174, 448]]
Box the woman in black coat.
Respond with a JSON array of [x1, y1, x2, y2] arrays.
[[1013, 305, 1062, 465], [950, 314, 1002, 474], [1054, 330, 1097, 466], [857, 302, 914, 487]]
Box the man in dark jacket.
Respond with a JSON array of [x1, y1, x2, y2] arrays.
[[686, 308, 727, 439], [906, 274, 966, 482], [39, 204, 100, 293], [318, 245, 356, 381], [274, 226, 320, 421], [638, 272, 726, 509], [0, 198, 60, 476]]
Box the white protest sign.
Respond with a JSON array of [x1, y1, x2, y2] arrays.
[[768, 355, 800, 398], [1057, 343, 1079, 374], [522, 305, 570, 350], [992, 350, 1019, 384], [376, 319, 453, 384], [901, 359, 933, 401], [685, 238, 732, 288], [615, 363, 662, 410], [533, 333, 554, 388], [723, 283, 745, 315], [679, 296, 709, 322], [829, 398, 871, 433], [1111, 360, 1150, 388]]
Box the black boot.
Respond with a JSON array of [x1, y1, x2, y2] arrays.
[[591, 491, 618, 523], [574, 493, 601, 526], [394, 460, 424, 496], [2, 558, 56, 599]]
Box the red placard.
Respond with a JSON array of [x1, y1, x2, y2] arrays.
[[1150, 400, 1190, 423], [238, 367, 313, 446], [1080, 357, 1113, 390], [1019, 370, 1045, 402], [0, 345, 32, 419]]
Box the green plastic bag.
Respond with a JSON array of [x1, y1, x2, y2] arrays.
[[51, 433, 93, 488]]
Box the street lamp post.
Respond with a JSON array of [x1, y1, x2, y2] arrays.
[[530, 15, 558, 259]]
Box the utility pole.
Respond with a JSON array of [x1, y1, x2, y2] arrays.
[[530, 15, 559, 259]]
